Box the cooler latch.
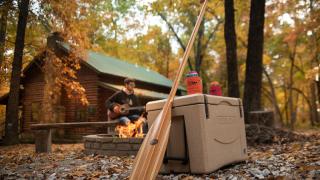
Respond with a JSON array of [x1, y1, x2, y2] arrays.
[[238, 98, 243, 118], [204, 95, 209, 119]]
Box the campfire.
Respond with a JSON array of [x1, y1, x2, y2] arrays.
[[115, 117, 145, 138]]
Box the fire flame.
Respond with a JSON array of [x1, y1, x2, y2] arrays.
[[115, 117, 145, 138]]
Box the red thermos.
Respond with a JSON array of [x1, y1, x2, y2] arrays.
[[209, 81, 222, 96], [185, 71, 203, 95]]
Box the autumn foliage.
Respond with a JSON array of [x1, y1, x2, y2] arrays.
[[0, 0, 319, 129]]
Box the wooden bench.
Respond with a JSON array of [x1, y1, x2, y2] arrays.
[[30, 121, 119, 153]]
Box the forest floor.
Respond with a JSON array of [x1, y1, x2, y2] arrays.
[[0, 126, 319, 180]]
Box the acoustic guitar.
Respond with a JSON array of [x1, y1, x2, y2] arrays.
[[108, 103, 145, 119]]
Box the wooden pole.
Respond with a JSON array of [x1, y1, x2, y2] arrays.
[[130, 1, 208, 179]]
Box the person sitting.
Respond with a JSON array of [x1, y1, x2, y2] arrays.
[[105, 78, 145, 126]]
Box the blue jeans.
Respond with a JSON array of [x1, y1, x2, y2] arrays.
[[119, 114, 140, 125]]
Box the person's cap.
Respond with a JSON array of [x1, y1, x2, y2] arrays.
[[124, 78, 135, 84]]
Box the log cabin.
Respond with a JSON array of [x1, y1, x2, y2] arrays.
[[0, 33, 185, 142]]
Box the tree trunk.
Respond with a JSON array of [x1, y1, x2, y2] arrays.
[[288, 58, 295, 130], [4, 0, 30, 145], [195, 20, 204, 74], [166, 53, 169, 78], [282, 85, 289, 126], [309, 0, 320, 115], [317, 80, 320, 123], [243, 0, 266, 121], [263, 68, 283, 127], [224, 0, 240, 98], [0, 0, 10, 70], [287, 40, 297, 130], [291, 91, 300, 129], [310, 81, 319, 125]]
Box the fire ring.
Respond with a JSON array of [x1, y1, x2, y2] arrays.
[[83, 134, 144, 156]]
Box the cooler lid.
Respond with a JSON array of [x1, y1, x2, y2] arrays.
[[146, 94, 204, 111], [146, 94, 241, 111], [206, 95, 241, 106]]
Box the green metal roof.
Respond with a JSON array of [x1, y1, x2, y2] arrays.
[[59, 43, 185, 90]]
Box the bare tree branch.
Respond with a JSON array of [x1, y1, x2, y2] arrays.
[[158, 12, 194, 70], [291, 87, 312, 108], [203, 18, 223, 53], [263, 67, 283, 125], [27, 8, 52, 32]]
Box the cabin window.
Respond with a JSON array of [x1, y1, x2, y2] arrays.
[[75, 107, 87, 122], [74, 98, 88, 122], [31, 102, 41, 122], [75, 105, 96, 121], [87, 105, 96, 116]]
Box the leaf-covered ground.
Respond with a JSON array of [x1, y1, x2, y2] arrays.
[[0, 129, 319, 180]]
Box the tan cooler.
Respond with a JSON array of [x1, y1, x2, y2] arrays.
[[146, 94, 247, 174]]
